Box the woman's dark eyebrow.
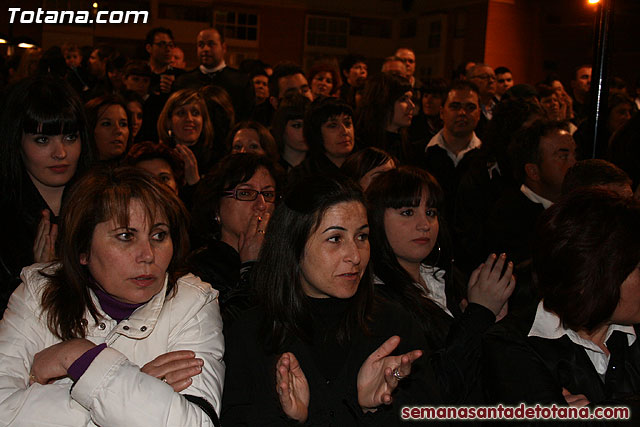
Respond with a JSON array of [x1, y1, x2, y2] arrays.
[[321, 224, 369, 234]]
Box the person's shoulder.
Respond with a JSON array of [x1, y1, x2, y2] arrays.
[[175, 273, 220, 304], [20, 262, 59, 292], [219, 66, 249, 81], [174, 69, 205, 88]]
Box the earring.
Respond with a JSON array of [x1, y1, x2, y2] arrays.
[[214, 215, 220, 224], [433, 242, 442, 266]]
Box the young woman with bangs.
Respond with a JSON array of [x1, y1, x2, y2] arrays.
[[0, 75, 94, 317], [366, 166, 514, 402]]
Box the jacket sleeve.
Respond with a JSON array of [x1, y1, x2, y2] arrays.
[[429, 302, 496, 402], [70, 276, 225, 427], [0, 272, 91, 426]]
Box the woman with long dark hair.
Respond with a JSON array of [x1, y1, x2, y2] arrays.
[[356, 73, 420, 166], [0, 75, 94, 317], [366, 166, 513, 402], [222, 174, 435, 425]]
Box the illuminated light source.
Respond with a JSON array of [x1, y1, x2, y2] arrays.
[[92, 2, 98, 8], [18, 42, 36, 49], [588, 0, 600, 4], [0, 38, 7, 44]]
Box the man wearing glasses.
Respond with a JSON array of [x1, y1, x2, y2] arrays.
[[396, 47, 422, 112], [144, 27, 183, 95], [466, 63, 497, 138], [137, 28, 185, 142]]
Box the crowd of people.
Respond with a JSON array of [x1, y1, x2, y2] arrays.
[[0, 24, 639, 426]]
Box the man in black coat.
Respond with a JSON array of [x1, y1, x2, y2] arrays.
[[484, 120, 576, 312], [174, 27, 254, 120]]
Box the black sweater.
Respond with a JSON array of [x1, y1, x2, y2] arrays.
[[221, 297, 440, 426]]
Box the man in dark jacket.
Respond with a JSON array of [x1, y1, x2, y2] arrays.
[[174, 27, 254, 119]]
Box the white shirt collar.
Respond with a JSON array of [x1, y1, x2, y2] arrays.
[[528, 300, 636, 375], [200, 61, 226, 74], [418, 265, 452, 317], [426, 130, 482, 167], [373, 265, 452, 317], [520, 184, 554, 210]]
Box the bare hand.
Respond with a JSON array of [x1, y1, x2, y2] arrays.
[[562, 387, 590, 407], [276, 352, 309, 423], [357, 336, 422, 412], [30, 338, 95, 385], [33, 210, 58, 263], [467, 253, 515, 316], [141, 350, 203, 393], [159, 74, 175, 94], [238, 212, 270, 263], [174, 144, 200, 185]]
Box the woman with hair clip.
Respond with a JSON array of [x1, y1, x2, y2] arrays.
[[85, 94, 131, 162], [222, 174, 437, 426], [355, 73, 421, 167], [0, 166, 224, 426], [0, 75, 94, 318], [188, 153, 281, 326], [157, 89, 216, 186], [484, 189, 640, 420], [366, 166, 514, 402]]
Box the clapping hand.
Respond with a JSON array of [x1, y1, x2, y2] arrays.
[[357, 336, 422, 412], [33, 210, 58, 263], [276, 352, 309, 423], [467, 253, 515, 318]]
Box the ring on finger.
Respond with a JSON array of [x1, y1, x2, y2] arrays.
[[392, 368, 404, 380], [29, 374, 38, 383], [161, 376, 168, 383]]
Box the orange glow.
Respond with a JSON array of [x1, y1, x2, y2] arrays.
[[588, 0, 600, 4]]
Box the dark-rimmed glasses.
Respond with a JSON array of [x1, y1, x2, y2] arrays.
[[224, 189, 277, 203]]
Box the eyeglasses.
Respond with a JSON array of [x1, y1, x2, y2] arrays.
[[224, 188, 277, 203], [470, 74, 496, 81], [153, 41, 175, 49]]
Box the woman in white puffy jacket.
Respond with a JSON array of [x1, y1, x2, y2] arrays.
[[0, 166, 224, 427]]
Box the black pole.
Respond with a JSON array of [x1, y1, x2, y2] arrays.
[[588, 0, 614, 159]]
